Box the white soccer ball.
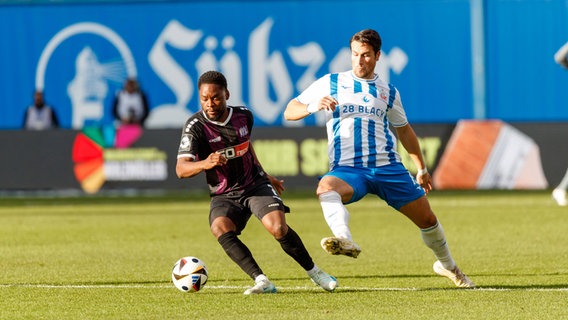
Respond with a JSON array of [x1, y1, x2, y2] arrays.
[[171, 256, 208, 293]]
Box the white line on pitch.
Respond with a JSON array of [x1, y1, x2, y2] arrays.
[[1, 284, 567, 292]]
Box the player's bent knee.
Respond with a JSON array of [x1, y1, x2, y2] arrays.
[[210, 218, 236, 239], [261, 217, 288, 239], [267, 223, 288, 239], [423, 214, 438, 228]]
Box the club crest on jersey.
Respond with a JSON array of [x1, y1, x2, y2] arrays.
[[379, 88, 388, 101], [238, 126, 248, 137], [179, 135, 191, 150]]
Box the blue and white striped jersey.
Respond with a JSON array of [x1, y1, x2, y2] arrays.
[[296, 71, 408, 169]]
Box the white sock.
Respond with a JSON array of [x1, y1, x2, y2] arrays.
[[556, 169, 568, 190], [255, 274, 268, 283], [420, 222, 456, 270], [306, 265, 320, 277], [319, 191, 352, 240]]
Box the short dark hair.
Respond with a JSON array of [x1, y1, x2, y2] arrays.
[[350, 29, 382, 54], [198, 71, 228, 90]]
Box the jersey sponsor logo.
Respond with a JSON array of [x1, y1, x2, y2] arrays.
[[341, 104, 386, 117], [208, 136, 221, 143], [217, 140, 250, 159]]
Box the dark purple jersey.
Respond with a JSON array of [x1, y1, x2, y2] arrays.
[[177, 106, 269, 196]]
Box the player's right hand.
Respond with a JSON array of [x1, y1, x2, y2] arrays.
[[320, 96, 339, 112], [204, 152, 227, 169]]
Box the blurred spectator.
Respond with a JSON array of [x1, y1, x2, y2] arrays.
[[23, 90, 60, 130], [112, 78, 149, 126]]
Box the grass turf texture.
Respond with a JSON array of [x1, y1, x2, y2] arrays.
[[1, 190, 567, 319]]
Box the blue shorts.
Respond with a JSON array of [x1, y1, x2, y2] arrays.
[[322, 163, 425, 210]]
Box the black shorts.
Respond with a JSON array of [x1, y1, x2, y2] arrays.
[[209, 183, 290, 234]]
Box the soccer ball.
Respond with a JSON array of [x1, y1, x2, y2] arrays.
[[171, 256, 208, 293]]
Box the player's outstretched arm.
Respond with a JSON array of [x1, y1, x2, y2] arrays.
[[176, 153, 227, 179], [284, 97, 338, 121], [284, 99, 312, 121]]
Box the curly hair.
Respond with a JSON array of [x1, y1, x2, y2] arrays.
[[198, 70, 228, 89]]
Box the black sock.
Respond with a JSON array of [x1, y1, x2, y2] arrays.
[[277, 227, 315, 271], [218, 231, 263, 280]]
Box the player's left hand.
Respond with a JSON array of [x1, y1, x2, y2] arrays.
[[267, 174, 285, 195], [416, 171, 433, 194]]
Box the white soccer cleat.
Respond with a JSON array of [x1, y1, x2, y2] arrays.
[[243, 275, 277, 295], [552, 189, 567, 206], [309, 269, 338, 292], [320, 237, 361, 258], [433, 260, 475, 288]]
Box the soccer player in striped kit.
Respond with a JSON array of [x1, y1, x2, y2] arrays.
[[176, 71, 337, 294], [284, 29, 474, 288], [552, 41, 568, 206]]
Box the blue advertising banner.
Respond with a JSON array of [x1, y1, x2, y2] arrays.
[[3, 0, 568, 130], [0, 0, 474, 129], [485, 0, 568, 121]]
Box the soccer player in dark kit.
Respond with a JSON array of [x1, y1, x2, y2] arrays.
[[176, 70, 337, 294]]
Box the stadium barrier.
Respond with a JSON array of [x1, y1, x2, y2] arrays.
[[1, 123, 566, 194]]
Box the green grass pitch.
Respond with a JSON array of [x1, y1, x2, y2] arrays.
[[1, 190, 567, 319]]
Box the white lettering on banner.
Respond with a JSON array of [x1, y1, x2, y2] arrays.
[[146, 20, 202, 128], [377, 47, 408, 84], [104, 161, 168, 181], [220, 36, 245, 106], [285, 41, 326, 127], [194, 35, 245, 107], [288, 42, 325, 95], [38, 19, 409, 129], [248, 18, 293, 124]]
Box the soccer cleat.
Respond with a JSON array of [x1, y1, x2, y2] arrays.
[[309, 269, 338, 292], [320, 237, 361, 258], [243, 275, 277, 295], [433, 260, 475, 288], [552, 189, 567, 206]]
